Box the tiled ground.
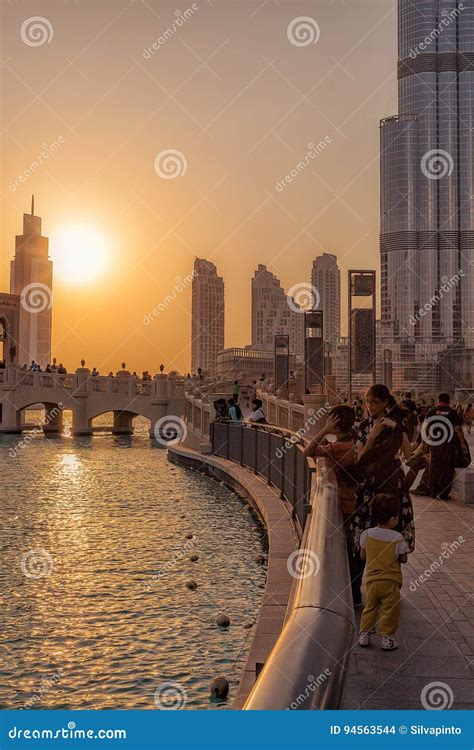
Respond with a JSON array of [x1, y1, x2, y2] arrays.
[[343, 494, 474, 709]]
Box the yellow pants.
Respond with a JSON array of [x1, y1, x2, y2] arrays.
[[360, 579, 401, 637]]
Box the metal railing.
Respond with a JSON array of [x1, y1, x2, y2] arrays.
[[210, 421, 355, 709], [211, 421, 314, 535], [244, 457, 355, 709]]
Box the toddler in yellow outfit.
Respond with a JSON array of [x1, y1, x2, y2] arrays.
[[358, 493, 408, 651]]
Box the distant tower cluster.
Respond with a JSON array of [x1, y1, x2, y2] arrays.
[[251, 264, 304, 357], [10, 197, 53, 368], [311, 253, 341, 351], [191, 258, 224, 377]]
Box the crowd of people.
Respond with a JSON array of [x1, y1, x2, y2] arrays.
[[305, 385, 471, 651], [214, 380, 471, 652]]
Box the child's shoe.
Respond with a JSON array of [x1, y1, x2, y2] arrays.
[[381, 636, 398, 650], [358, 631, 370, 647]]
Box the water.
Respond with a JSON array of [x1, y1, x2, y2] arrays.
[[0, 413, 266, 710]]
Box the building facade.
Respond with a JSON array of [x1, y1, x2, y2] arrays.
[[191, 258, 224, 377], [251, 264, 304, 358], [380, 0, 473, 392], [10, 198, 52, 368], [311, 253, 341, 351]]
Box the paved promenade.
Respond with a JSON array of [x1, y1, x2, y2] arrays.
[[343, 492, 473, 709]]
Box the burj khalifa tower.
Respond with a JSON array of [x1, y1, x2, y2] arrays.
[[380, 0, 473, 391]]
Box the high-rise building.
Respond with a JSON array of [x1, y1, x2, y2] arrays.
[[311, 253, 341, 350], [380, 1, 473, 391], [10, 197, 53, 368], [191, 258, 224, 377], [251, 264, 304, 357]]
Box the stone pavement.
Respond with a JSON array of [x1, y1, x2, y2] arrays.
[[343, 494, 474, 709]]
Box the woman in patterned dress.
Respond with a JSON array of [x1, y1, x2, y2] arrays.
[[349, 384, 416, 598]]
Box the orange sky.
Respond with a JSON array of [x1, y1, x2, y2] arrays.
[[0, 0, 397, 374]]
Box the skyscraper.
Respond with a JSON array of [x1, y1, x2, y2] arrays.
[[10, 197, 53, 368], [251, 264, 304, 357], [380, 1, 473, 389], [191, 258, 224, 377], [311, 253, 341, 350]]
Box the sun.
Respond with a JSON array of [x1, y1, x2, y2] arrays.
[[50, 224, 109, 284]]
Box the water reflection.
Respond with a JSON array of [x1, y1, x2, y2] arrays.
[[0, 413, 266, 709]]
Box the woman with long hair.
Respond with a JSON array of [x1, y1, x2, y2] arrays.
[[349, 384, 415, 598]]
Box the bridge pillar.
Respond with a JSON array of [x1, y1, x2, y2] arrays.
[[42, 402, 64, 436], [0, 365, 22, 433], [72, 368, 93, 435], [112, 410, 134, 435], [148, 376, 169, 437]]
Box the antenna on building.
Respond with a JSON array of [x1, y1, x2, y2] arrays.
[[31, 195, 35, 216]]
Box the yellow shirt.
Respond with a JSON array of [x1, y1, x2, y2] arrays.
[[360, 527, 408, 586]]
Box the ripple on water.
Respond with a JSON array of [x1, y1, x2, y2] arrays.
[[0, 415, 266, 709]]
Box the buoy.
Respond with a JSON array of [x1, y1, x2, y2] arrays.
[[210, 676, 229, 700], [185, 579, 197, 590], [243, 622, 254, 629], [186, 533, 193, 539], [216, 614, 230, 628], [189, 554, 199, 562], [255, 554, 266, 565]]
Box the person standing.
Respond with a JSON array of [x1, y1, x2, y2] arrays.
[[350, 384, 415, 598], [227, 398, 243, 422], [232, 380, 241, 404], [248, 399, 266, 424], [400, 391, 418, 442], [358, 494, 408, 651], [425, 393, 469, 500]]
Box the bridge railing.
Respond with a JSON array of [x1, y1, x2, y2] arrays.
[[5, 367, 185, 401]]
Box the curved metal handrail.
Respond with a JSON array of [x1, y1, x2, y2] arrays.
[[243, 458, 355, 710]]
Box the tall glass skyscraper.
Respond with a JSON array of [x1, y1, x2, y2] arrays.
[[380, 0, 473, 391]]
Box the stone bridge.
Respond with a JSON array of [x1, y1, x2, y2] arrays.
[[0, 366, 185, 436]]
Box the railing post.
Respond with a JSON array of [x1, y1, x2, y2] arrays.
[[280, 435, 285, 500], [240, 423, 244, 466], [254, 426, 258, 475], [226, 421, 230, 460], [268, 430, 272, 485]]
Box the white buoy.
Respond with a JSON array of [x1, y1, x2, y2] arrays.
[[216, 614, 230, 628]]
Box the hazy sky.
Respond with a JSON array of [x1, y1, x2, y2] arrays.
[[0, 0, 398, 373]]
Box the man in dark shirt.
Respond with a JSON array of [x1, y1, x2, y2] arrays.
[[400, 391, 418, 442], [424, 393, 468, 500]]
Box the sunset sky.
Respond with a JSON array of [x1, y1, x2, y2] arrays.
[[0, 0, 397, 374]]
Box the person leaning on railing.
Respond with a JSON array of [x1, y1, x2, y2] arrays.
[[304, 405, 362, 606]]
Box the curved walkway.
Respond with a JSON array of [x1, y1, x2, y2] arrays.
[[167, 444, 299, 709], [343, 494, 474, 709]]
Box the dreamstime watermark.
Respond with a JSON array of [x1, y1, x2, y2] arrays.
[[287, 549, 320, 580], [409, 4, 465, 59], [287, 282, 320, 313], [20, 548, 53, 579], [153, 415, 187, 446], [275, 402, 331, 458], [143, 272, 196, 325], [421, 149, 454, 180], [20, 282, 53, 314], [9, 404, 64, 459], [24, 668, 65, 709], [287, 16, 320, 47], [275, 137, 332, 192], [409, 270, 464, 326], [287, 669, 332, 709], [421, 414, 454, 446], [154, 681, 187, 709], [21, 16, 54, 47], [421, 681, 454, 710], [144, 538, 196, 591], [154, 149, 187, 179], [9, 137, 65, 193], [143, 4, 199, 58], [409, 536, 465, 592]]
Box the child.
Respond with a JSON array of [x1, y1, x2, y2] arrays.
[[358, 493, 408, 651]]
